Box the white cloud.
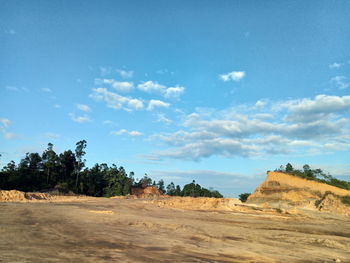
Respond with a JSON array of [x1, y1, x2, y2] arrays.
[[117, 69, 133, 79], [254, 100, 267, 109], [0, 118, 11, 129], [89, 88, 144, 111], [69, 113, 91, 123], [53, 104, 61, 108], [95, 78, 133, 92], [147, 99, 170, 111], [111, 129, 142, 137], [76, 104, 91, 112], [149, 95, 350, 161], [41, 88, 52, 93], [0, 118, 18, 140], [330, 76, 350, 90], [138, 81, 165, 93], [220, 71, 246, 82], [156, 114, 172, 125], [164, 86, 185, 99], [137, 81, 185, 99], [128, 98, 144, 110], [329, 62, 343, 69]]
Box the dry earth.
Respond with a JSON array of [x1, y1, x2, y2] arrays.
[[1, 196, 350, 263]]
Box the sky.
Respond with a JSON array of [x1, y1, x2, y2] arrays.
[[1, 0, 350, 197]]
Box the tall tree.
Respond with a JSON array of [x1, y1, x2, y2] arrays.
[[285, 163, 294, 173], [42, 143, 59, 186], [74, 140, 87, 189]]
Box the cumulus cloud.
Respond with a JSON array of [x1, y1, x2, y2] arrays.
[[149, 95, 350, 161], [164, 86, 185, 99], [220, 71, 245, 82], [69, 113, 91, 123], [95, 78, 134, 92], [137, 81, 185, 99], [111, 129, 142, 137], [330, 76, 350, 90], [76, 104, 91, 112], [147, 99, 170, 111], [89, 88, 144, 111]]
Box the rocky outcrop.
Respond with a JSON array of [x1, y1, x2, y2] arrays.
[[247, 171, 350, 215]]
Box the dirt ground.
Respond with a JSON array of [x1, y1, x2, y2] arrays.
[[0, 197, 349, 263]]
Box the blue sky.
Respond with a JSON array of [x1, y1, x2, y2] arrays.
[[1, 0, 350, 196]]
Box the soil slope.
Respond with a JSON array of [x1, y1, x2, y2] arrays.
[[247, 171, 350, 215]]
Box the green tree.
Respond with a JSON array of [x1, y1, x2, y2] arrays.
[[166, 182, 176, 195], [157, 179, 165, 194], [239, 193, 251, 202], [42, 143, 59, 186], [285, 163, 294, 173], [74, 140, 87, 189]]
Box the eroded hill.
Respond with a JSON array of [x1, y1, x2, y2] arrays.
[[247, 171, 350, 216]]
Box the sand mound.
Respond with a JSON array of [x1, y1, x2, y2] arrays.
[[0, 189, 91, 202], [247, 172, 350, 215], [131, 186, 162, 198], [151, 196, 242, 211], [0, 190, 53, 202], [316, 193, 350, 216]]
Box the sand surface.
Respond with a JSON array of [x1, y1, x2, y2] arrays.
[[0, 197, 349, 263]]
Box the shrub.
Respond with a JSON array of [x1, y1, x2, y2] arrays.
[[239, 193, 251, 202]]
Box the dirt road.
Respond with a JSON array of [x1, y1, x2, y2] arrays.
[[0, 198, 349, 262]]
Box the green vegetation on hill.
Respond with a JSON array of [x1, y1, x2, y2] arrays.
[[275, 163, 350, 191], [0, 140, 222, 198], [238, 193, 251, 202]]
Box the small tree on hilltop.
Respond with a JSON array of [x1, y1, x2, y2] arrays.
[[239, 193, 251, 202]]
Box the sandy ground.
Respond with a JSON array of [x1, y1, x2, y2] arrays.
[[0, 197, 350, 263]]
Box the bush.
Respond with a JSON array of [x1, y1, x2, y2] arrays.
[[239, 193, 251, 202]]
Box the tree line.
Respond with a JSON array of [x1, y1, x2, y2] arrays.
[[0, 140, 223, 198], [276, 163, 350, 191]]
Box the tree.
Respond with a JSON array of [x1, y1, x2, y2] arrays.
[[42, 143, 59, 186], [303, 164, 315, 179], [239, 193, 251, 202], [285, 163, 294, 173], [166, 182, 176, 196], [59, 150, 76, 184], [157, 179, 165, 194], [74, 140, 87, 189], [138, 174, 152, 187], [175, 185, 182, 196]]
